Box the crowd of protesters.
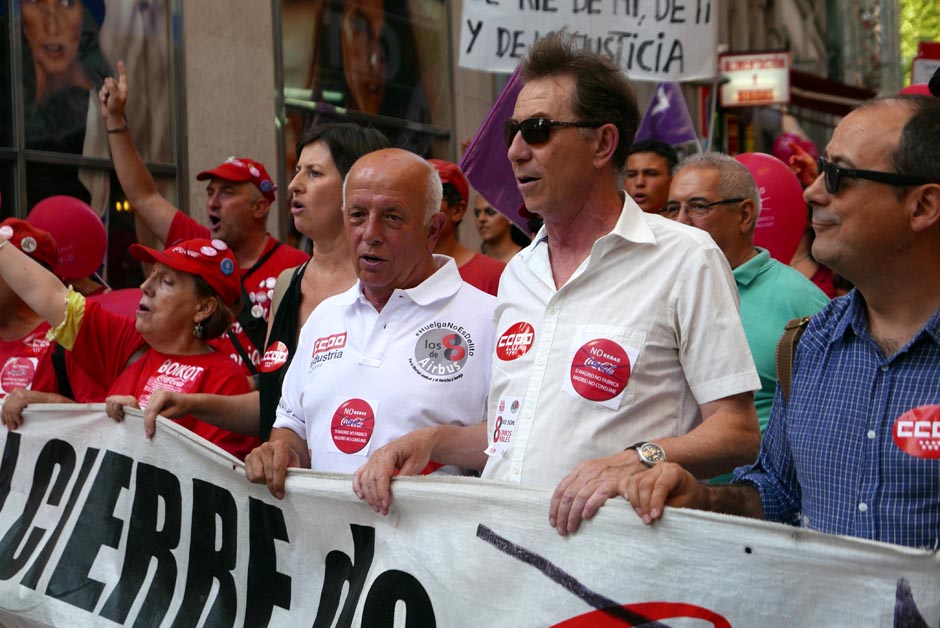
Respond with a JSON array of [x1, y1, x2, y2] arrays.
[[1, 31, 939, 553]]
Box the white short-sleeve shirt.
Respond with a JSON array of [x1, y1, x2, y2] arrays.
[[481, 195, 760, 488], [274, 256, 495, 473]]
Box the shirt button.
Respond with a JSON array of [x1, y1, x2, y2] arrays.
[[880, 365, 889, 372], [867, 430, 876, 439], [511, 464, 521, 474], [547, 307, 557, 315], [858, 502, 868, 512]]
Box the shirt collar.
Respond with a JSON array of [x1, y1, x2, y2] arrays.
[[352, 254, 461, 309], [604, 192, 657, 246], [732, 248, 772, 288], [522, 192, 656, 260], [834, 289, 940, 348]]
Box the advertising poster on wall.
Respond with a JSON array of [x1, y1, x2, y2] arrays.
[[19, 0, 172, 216], [281, 0, 451, 167]]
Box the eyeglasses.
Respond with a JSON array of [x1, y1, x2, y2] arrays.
[[816, 157, 927, 195], [660, 197, 746, 219], [504, 117, 604, 147]]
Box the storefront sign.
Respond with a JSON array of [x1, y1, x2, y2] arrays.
[[459, 0, 718, 82], [719, 51, 791, 107]]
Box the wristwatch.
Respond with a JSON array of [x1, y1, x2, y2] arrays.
[[628, 442, 666, 467]]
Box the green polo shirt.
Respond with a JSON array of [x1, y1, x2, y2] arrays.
[[711, 248, 828, 484]]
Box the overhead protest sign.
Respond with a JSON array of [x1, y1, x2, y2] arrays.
[[459, 0, 718, 81], [0, 405, 938, 627]]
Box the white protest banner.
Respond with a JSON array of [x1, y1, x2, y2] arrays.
[[0, 404, 938, 627], [459, 0, 718, 81]]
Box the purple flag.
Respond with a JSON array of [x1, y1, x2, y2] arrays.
[[459, 67, 528, 230], [635, 82, 702, 150]]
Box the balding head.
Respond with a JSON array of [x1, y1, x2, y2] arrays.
[[343, 149, 442, 224], [342, 149, 446, 311]]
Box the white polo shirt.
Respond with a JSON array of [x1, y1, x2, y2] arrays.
[[274, 256, 496, 473], [481, 195, 760, 489]]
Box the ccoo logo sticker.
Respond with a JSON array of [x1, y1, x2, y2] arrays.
[[496, 322, 535, 361], [259, 341, 289, 372], [893, 405, 940, 459]]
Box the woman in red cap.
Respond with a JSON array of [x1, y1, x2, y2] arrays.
[[0, 235, 259, 460], [137, 123, 390, 445]]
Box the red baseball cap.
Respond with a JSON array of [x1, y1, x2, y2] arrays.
[[129, 238, 241, 307], [429, 159, 469, 204], [0, 218, 59, 271], [196, 156, 277, 202]]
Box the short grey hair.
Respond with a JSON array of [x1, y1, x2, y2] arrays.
[[676, 152, 762, 219], [422, 162, 443, 225], [341, 153, 443, 226]]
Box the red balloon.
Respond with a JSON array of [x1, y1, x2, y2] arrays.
[[28, 196, 107, 280], [88, 288, 142, 320], [899, 83, 931, 96], [734, 152, 806, 263]]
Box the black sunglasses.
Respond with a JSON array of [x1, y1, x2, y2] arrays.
[[816, 157, 927, 195], [504, 117, 604, 147]]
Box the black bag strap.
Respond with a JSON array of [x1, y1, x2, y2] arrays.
[[52, 343, 74, 399], [241, 240, 282, 282], [234, 241, 283, 356], [227, 328, 259, 376], [775, 316, 811, 402]]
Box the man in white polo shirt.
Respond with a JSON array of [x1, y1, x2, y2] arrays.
[[245, 149, 495, 498], [353, 33, 760, 534]]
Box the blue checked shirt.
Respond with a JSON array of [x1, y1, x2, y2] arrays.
[[735, 291, 940, 549]]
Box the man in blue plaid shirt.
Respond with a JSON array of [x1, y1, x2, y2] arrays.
[[623, 94, 940, 549]]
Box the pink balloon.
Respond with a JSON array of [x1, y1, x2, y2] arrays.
[[88, 288, 142, 320], [28, 196, 107, 280], [734, 152, 806, 263]]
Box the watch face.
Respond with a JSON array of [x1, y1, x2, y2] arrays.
[[639, 443, 666, 464]]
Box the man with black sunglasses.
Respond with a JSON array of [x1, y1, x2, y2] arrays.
[[354, 32, 761, 536], [623, 95, 940, 550]]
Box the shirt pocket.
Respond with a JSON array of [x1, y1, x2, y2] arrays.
[[561, 324, 647, 411]]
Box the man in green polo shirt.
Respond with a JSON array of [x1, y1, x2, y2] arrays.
[[662, 152, 828, 481]]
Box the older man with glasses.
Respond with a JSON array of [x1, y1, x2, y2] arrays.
[[623, 95, 940, 550], [663, 153, 828, 482], [354, 32, 762, 537]]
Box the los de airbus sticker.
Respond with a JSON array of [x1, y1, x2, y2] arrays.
[[410, 322, 475, 382]]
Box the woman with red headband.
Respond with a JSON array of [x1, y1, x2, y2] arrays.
[[0, 234, 258, 460]]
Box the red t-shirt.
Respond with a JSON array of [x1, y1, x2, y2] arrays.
[[0, 322, 51, 399], [167, 212, 309, 372], [111, 349, 257, 460], [68, 300, 258, 460], [31, 342, 113, 403], [459, 253, 505, 297]]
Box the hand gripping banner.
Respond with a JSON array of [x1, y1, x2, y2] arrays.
[[0, 405, 937, 627]]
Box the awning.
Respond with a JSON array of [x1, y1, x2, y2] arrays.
[[789, 69, 877, 117]]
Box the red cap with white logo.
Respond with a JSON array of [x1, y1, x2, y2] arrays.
[[129, 238, 242, 307], [196, 156, 277, 202]]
